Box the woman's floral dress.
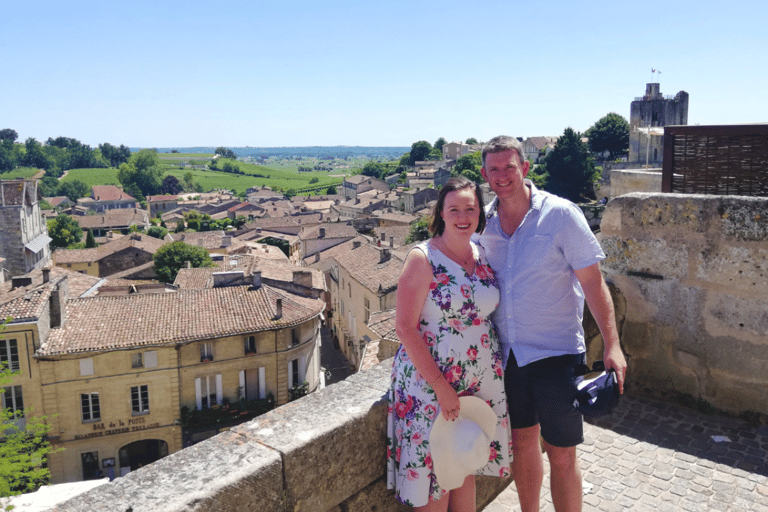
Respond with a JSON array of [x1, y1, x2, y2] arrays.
[[387, 240, 512, 507]]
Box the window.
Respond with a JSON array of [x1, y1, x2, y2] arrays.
[[244, 336, 256, 355], [290, 358, 300, 389], [2, 386, 24, 417], [0, 339, 19, 372], [81, 392, 100, 422], [81, 452, 100, 481], [131, 385, 149, 415], [291, 328, 299, 346], [348, 283, 351, 298], [132, 353, 143, 368], [364, 297, 370, 324], [200, 343, 213, 362], [195, 375, 221, 410]]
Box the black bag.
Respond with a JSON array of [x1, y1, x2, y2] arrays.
[[573, 360, 619, 417]]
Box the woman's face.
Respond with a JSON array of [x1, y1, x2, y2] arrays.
[[441, 187, 480, 237]]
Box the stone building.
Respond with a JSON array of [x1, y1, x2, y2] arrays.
[[341, 175, 389, 201], [629, 82, 689, 165], [0, 179, 51, 279], [77, 185, 136, 213], [1, 266, 325, 484], [52, 233, 167, 277]]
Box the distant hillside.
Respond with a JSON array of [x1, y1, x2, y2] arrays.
[[133, 146, 409, 160]]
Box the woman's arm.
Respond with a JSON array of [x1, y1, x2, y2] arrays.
[[395, 247, 460, 420]]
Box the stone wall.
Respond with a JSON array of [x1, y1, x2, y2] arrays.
[[48, 360, 512, 512], [598, 193, 768, 417], [609, 169, 662, 198]]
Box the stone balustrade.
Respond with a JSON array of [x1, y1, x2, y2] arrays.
[[48, 361, 512, 511]]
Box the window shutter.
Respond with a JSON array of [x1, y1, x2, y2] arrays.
[[288, 361, 294, 389], [195, 378, 202, 410], [215, 374, 223, 405], [144, 351, 157, 368], [258, 367, 266, 399], [239, 370, 246, 400], [80, 358, 94, 376], [300, 354, 307, 383]]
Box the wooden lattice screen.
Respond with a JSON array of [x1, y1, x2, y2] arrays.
[[661, 124, 768, 196]]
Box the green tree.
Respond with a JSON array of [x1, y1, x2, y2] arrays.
[[0, 129, 18, 142], [284, 188, 297, 199], [147, 225, 168, 239], [361, 161, 384, 179], [428, 147, 442, 160], [214, 147, 236, 160], [584, 113, 629, 160], [405, 217, 431, 244], [47, 214, 83, 248], [326, 185, 337, 195], [183, 172, 196, 192], [408, 141, 432, 166], [434, 137, 447, 152], [0, 139, 20, 172], [542, 128, 598, 203], [85, 229, 97, 248], [1, 318, 58, 498], [465, 138, 478, 145], [153, 241, 214, 283], [118, 149, 163, 197], [98, 143, 131, 167], [56, 179, 89, 202], [161, 175, 182, 195], [22, 138, 53, 170], [452, 152, 483, 183]]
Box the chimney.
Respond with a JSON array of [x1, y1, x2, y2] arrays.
[[251, 271, 262, 289], [314, 252, 320, 263], [49, 276, 69, 328], [319, 227, 325, 238], [275, 298, 283, 319], [186, 260, 192, 268], [42, 267, 51, 283], [212, 270, 244, 287], [380, 232, 386, 241], [353, 241, 361, 249], [222, 235, 232, 247], [11, 276, 32, 289], [293, 270, 313, 288], [390, 236, 395, 247], [380, 248, 391, 264]]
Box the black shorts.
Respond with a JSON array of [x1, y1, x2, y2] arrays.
[[504, 350, 585, 448]]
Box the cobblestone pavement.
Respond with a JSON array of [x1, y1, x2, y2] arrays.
[[486, 394, 768, 512]]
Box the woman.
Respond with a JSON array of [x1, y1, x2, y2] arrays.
[[387, 176, 511, 512]]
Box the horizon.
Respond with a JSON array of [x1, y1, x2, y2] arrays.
[[3, 1, 766, 148]]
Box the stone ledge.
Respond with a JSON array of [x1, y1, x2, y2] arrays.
[[48, 360, 513, 511]]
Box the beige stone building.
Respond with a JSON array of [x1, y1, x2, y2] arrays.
[[1, 266, 324, 484], [327, 243, 401, 368], [0, 179, 52, 279], [52, 233, 167, 277]]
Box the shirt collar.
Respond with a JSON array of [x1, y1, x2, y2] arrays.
[[485, 179, 542, 219]]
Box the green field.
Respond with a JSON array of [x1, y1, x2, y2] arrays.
[[60, 159, 345, 195], [0, 167, 43, 180]]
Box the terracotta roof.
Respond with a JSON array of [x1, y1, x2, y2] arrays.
[[40, 285, 325, 356], [75, 209, 147, 230], [47, 196, 70, 207], [52, 234, 167, 264], [92, 185, 134, 201], [146, 195, 179, 202], [372, 225, 411, 248], [333, 243, 402, 294], [359, 339, 381, 371], [367, 308, 398, 342], [299, 223, 358, 240], [0, 281, 56, 323], [174, 255, 324, 290]]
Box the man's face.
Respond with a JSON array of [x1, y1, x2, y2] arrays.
[[481, 149, 530, 198]]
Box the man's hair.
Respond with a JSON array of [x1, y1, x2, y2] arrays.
[[429, 176, 486, 236], [481, 135, 525, 167]]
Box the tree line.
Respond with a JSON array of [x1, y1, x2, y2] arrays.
[[0, 129, 131, 176]]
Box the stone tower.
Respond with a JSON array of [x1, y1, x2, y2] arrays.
[[629, 83, 689, 165], [0, 179, 52, 279]]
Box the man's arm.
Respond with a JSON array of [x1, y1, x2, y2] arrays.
[[574, 263, 627, 393]]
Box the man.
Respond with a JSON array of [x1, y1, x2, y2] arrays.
[[476, 135, 627, 512]]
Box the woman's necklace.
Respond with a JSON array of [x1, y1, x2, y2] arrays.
[[436, 236, 475, 272]]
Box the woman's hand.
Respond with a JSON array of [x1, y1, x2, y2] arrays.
[[432, 378, 461, 421]]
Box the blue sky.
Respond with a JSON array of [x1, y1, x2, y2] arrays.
[[2, 0, 765, 148]]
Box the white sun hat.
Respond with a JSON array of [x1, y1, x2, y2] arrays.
[[429, 396, 497, 490]]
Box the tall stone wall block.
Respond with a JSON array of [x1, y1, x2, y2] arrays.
[[232, 378, 389, 512], [706, 293, 768, 340], [49, 431, 284, 512], [696, 246, 768, 294], [717, 197, 768, 242]]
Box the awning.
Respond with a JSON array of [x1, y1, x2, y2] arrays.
[[24, 234, 52, 253]]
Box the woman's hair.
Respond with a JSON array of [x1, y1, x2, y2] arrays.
[[429, 176, 486, 236]]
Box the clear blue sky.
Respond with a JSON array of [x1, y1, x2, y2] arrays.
[[2, 0, 765, 148]]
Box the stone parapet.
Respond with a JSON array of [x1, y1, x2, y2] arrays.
[[599, 192, 768, 418], [48, 360, 513, 511]]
